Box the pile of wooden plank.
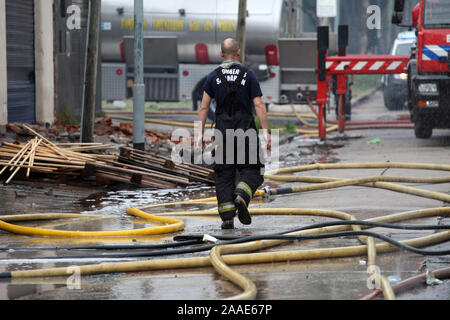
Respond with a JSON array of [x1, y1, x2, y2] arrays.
[[83, 161, 190, 189], [82, 145, 215, 188], [1, 124, 214, 188], [0, 124, 116, 184], [119, 147, 215, 185]]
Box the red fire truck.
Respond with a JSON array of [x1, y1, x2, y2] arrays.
[[393, 0, 450, 138]]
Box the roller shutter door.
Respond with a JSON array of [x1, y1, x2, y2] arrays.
[[6, 0, 35, 123]]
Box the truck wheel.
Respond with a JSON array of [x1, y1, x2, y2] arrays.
[[334, 92, 352, 121], [407, 61, 417, 112], [344, 91, 352, 121], [384, 95, 403, 111], [414, 117, 432, 139]]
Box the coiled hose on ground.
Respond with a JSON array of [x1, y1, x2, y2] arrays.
[[0, 162, 449, 301]]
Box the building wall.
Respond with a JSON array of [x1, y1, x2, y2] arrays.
[[35, 0, 55, 124], [0, 0, 55, 126], [54, 0, 101, 121], [4, 0, 36, 124], [0, 0, 99, 127]]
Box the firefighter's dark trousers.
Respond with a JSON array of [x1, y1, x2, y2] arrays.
[[214, 164, 264, 222], [213, 111, 265, 222]]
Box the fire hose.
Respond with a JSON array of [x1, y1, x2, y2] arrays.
[[1, 220, 448, 260], [0, 162, 449, 301], [305, 101, 412, 129], [107, 103, 413, 136]]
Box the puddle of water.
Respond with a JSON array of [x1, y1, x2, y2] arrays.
[[78, 184, 216, 216]]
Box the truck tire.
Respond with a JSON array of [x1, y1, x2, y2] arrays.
[[384, 94, 403, 111], [414, 116, 432, 139], [344, 90, 352, 121], [334, 91, 352, 121], [407, 61, 417, 112]]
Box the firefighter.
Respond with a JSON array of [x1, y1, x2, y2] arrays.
[[196, 38, 271, 229]]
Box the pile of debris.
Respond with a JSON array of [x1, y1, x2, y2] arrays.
[[0, 124, 116, 184], [1, 124, 214, 189], [3, 118, 172, 147], [5, 123, 82, 143], [83, 161, 191, 189], [94, 117, 171, 147], [80, 147, 215, 189], [119, 147, 215, 185]]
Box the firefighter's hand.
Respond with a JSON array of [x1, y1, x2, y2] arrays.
[[195, 134, 203, 150], [264, 131, 272, 152]]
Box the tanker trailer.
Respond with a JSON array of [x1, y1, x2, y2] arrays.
[[100, 0, 328, 113]]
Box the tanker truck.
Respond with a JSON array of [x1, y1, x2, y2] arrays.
[[100, 0, 335, 116]]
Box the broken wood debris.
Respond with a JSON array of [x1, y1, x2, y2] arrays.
[[83, 161, 189, 189], [119, 147, 215, 185], [1, 124, 214, 189], [0, 124, 116, 184], [81, 145, 214, 188]]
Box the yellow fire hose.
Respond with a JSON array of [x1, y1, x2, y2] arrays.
[[0, 209, 184, 237], [1, 162, 450, 301], [206, 162, 450, 300], [3, 209, 449, 301], [204, 207, 450, 300], [288, 104, 340, 136]]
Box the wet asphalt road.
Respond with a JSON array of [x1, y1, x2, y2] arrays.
[[0, 90, 449, 300]]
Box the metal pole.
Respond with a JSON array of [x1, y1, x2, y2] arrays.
[[80, 0, 92, 143], [335, 0, 340, 32], [317, 26, 329, 141], [237, 0, 247, 64], [337, 24, 348, 134], [81, 0, 101, 143], [338, 94, 345, 133], [133, 0, 145, 151], [318, 104, 326, 140]]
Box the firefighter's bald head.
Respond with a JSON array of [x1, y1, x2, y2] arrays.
[[220, 38, 241, 60]]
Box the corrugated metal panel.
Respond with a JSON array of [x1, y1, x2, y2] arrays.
[[6, 0, 35, 123], [145, 75, 178, 101]]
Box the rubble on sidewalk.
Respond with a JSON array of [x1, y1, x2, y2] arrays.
[[3, 118, 172, 149]]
